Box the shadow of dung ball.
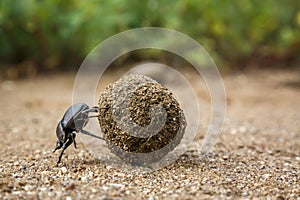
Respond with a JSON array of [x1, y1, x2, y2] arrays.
[[98, 74, 186, 166]]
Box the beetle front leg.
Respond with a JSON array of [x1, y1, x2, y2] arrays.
[[71, 131, 77, 149], [53, 140, 63, 153], [57, 137, 74, 165]]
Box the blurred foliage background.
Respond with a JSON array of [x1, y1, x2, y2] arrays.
[[0, 0, 300, 78]]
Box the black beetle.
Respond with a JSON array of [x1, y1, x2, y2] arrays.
[[53, 103, 104, 165]]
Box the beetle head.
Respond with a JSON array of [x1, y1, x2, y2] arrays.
[[53, 121, 65, 153], [56, 121, 65, 143]]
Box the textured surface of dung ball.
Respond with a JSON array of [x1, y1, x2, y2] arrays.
[[98, 74, 186, 166]]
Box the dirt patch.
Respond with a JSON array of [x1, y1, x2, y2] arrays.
[[0, 68, 299, 199]]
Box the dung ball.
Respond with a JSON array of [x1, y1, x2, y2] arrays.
[[98, 74, 186, 166]]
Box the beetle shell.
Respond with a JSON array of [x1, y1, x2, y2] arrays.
[[61, 103, 90, 131]]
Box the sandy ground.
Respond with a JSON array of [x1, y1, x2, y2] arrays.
[[0, 67, 299, 199]]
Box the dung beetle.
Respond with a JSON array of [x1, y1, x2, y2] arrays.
[[53, 103, 104, 165]]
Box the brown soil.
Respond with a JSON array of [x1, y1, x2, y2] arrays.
[[0, 68, 299, 199]]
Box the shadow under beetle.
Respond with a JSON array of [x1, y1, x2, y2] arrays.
[[53, 103, 104, 165]]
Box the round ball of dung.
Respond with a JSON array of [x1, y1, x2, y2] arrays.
[[98, 74, 186, 166]]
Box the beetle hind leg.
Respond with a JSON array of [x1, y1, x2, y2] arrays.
[[81, 129, 104, 140], [88, 115, 98, 118], [82, 106, 99, 114]]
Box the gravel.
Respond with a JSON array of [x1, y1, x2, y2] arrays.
[[0, 69, 299, 199]]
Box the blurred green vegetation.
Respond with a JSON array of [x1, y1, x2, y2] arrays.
[[0, 0, 300, 78]]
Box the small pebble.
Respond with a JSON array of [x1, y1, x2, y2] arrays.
[[61, 167, 68, 174], [81, 176, 89, 182], [65, 182, 75, 190], [40, 187, 47, 192]]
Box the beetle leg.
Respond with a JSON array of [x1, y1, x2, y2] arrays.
[[53, 140, 63, 153], [79, 107, 98, 128], [82, 106, 99, 114], [71, 131, 77, 149], [87, 107, 108, 118], [88, 115, 98, 118], [57, 137, 74, 165], [81, 129, 104, 140]]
